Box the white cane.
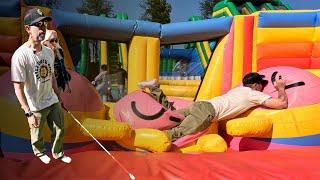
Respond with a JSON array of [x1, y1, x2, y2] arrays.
[[62, 105, 135, 180]]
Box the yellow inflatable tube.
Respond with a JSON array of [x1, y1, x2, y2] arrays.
[[176, 134, 227, 153], [82, 118, 170, 152], [160, 85, 198, 98], [128, 36, 147, 93], [128, 36, 160, 93], [175, 121, 227, 153], [224, 103, 320, 138], [159, 80, 201, 86], [232, 16, 245, 87], [224, 116, 273, 137], [82, 118, 131, 140], [117, 128, 171, 152], [196, 37, 227, 100], [81, 118, 227, 153], [100, 41, 107, 65]]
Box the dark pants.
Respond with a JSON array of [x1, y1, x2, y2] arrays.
[[31, 103, 65, 159]]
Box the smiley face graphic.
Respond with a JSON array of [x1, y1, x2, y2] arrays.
[[113, 90, 187, 130], [260, 66, 320, 107]]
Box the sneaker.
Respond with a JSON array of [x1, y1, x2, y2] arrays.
[[60, 155, 72, 163], [137, 79, 158, 89], [38, 154, 51, 164]]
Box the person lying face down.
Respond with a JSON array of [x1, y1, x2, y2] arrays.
[[138, 72, 288, 141]]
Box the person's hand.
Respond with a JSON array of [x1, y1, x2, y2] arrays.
[[274, 75, 286, 91], [27, 115, 39, 128]]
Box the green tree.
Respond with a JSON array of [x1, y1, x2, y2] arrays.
[[77, 0, 113, 16], [140, 0, 172, 24], [199, 0, 221, 19], [24, 0, 61, 8]]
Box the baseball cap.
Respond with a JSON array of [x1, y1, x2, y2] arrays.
[[24, 8, 52, 25], [242, 72, 268, 86]]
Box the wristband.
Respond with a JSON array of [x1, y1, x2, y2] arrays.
[[25, 112, 33, 117]]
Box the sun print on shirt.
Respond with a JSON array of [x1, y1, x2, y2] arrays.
[[35, 59, 52, 83]]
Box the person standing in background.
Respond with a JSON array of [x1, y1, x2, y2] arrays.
[[92, 64, 113, 102], [114, 63, 127, 100]]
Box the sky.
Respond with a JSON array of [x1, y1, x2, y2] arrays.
[[60, 0, 320, 22]]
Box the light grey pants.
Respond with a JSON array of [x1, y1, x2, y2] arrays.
[[31, 103, 64, 159]]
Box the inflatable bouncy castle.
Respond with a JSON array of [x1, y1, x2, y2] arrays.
[[1, 0, 320, 179]]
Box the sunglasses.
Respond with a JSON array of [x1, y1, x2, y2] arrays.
[[49, 38, 58, 43], [30, 21, 48, 28]]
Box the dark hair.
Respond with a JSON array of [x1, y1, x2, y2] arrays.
[[101, 64, 107, 71], [242, 72, 268, 86]]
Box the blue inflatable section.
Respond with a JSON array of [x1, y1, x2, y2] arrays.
[[160, 48, 203, 76], [52, 9, 232, 44], [0, 0, 20, 17], [160, 18, 232, 44], [160, 48, 193, 60], [258, 12, 318, 27], [52, 10, 136, 42], [0, 132, 92, 153], [187, 49, 204, 76], [256, 134, 320, 146], [134, 20, 161, 38], [209, 41, 217, 50]]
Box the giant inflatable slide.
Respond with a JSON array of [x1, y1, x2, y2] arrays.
[[1, 0, 320, 179]]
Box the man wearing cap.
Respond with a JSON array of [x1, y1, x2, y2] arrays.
[[138, 72, 288, 141], [11, 8, 71, 164]]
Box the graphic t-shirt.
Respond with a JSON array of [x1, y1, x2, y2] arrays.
[[207, 87, 271, 121], [11, 43, 59, 111]]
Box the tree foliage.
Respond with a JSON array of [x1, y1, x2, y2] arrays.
[[140, 0, 172, 24], [77, 0, 113, 16], [24, 0, 61, 8], [199, 0, 220, 19]]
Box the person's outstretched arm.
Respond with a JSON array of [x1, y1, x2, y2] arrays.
[[263, 78, 288, 109]]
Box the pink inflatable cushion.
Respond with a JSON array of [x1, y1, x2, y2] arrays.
[[258, 66, 320, 108], [171, 129, 209, 148], [113, 90, 209, 148], [0, 70, 103, 112], [0, 35, 21, 53], [114, 90, 191, 129], [60, 70, 103, 112], [0, 52, 12, 66]]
